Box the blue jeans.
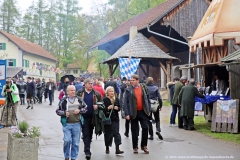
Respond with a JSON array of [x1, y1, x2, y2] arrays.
[[170, 104, 178, 124], [62, 122, 81, 159]]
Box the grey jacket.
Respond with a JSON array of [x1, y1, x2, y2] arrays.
[[123, 84, 151, 119]]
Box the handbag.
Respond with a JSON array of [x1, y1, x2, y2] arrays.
[[103, 106, 114, 125], [150, 99, 159, 112]]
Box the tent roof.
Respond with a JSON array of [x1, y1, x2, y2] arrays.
[[190, 0, 240, 52], [103, 33, 180, 64]]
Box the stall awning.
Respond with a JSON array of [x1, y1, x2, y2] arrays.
[[190, 0, 240, 52], [179, 62, 222, 70], [7, 67, 23, 78]]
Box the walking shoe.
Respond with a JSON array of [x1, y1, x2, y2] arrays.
[[115, 149, 124, 154], [133, 148, 138, 154], [26, 106, 30, 109], [169, 124, 173, 127], [124, 132, 129, 137], [49, 103, 52, 105], [173, 124, 178, 127], [31, 106, 33, 109], [184, 126, 189, 130], [85, 155, 91, 160], [65, 158, 69, 160], [141, 146, 149, 154], [189, 127, 196, 131], [106, 146, 110, 154], [0, 125, 5, 129], [156, 132, 163, 140], [148, 135, 153, 140]]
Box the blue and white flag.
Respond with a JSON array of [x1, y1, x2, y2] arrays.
[[119, 58, 141, 79]]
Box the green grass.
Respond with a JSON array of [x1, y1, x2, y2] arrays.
[[194, 116, 240, 144], [164, 115, 240, 144], [162, 100, 171, 107]]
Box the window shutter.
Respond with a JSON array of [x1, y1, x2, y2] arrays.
[[2, 43, 6, 50], [13, 59, 16, 66]]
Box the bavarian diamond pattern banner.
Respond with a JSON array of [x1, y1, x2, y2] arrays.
[[119, 58, 141, 79]]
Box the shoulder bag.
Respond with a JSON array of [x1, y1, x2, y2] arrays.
[[150, 99, 159, 112]]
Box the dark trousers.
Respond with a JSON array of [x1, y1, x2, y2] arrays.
[[82, 117, 94, 155], [37, 90, 42, 103], [148, 109, 161, 136], [182, 116, 194, 128], [131, 110, 148, 149], [177, 105, 183, 128], [48, 91, 53, 104], [125, 119, 130, 135], [170, 104, 178, 124], [104, 121, 121, 147]]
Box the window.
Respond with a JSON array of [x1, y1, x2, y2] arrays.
[[22, 59, 29, 68], [66, 70, 71, 74], [7, 59, 16, 66], [73, 70, 78, 74], [0, 43, 6, 50]]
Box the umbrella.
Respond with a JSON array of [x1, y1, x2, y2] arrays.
[[60, 74, 75, 83]]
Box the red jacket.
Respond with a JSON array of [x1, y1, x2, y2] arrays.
[[93, 85, 105, 98]]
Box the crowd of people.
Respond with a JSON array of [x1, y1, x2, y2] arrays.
[[56, 74, 163, 160], [0, 74, 206, 160]]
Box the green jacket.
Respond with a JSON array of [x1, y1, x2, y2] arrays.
[[1, 84, 19, 103], [178, 84, 204, 118], [172, 81, 184, 105]]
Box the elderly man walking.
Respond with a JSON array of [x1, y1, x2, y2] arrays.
[[172, 76, 188, 128], [76, 78, 102, 160], [178, 79, 204, 130], [56, 85, 87, 160], [123, 74, 151, 154]]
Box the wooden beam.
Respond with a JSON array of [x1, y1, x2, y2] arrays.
[[159, 62, 168, 75], [108, 64, 113, 76], [112, 63, 119, 75], [139, 64, 148, 77]]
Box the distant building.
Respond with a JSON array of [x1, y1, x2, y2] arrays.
[[87, 59, 98, 73], [0, 30, 57, 81], [66, 63, 81, 78]]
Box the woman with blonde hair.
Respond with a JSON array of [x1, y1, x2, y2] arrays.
[[103, 86, 124, 155]]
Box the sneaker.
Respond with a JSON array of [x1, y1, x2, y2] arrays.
[[172, 124, 178, 127], [169, 124, 173, 127], [26, 106, 30, 109], [124, 132, 129, 137]]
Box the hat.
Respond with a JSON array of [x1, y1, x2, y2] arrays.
[[180, 76, 187, 80]]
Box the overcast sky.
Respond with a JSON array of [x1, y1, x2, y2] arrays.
[[17, 0, 108, 14]]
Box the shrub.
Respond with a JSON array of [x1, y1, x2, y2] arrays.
[[10, 121, 41, 138]]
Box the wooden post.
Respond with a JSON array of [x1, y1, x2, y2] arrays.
[[108, 64, 113, 77], [166, 60, 171, 82], [112, 63, 119, 75]]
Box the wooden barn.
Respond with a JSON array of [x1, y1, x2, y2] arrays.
[[91, 0, 210, 88]]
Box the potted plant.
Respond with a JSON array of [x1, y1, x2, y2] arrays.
[[7, 121, 41, 160]]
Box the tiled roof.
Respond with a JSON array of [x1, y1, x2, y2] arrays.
[[0, 30, 57, 61], [91, 0, 183, 48], [67, 63, 80, 69]]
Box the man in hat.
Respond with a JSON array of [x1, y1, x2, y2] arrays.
[[178, 79, 205, 130], [172, 76, 188, 129]]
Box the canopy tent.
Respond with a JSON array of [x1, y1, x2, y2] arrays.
[[190, 0, 240, 52]]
